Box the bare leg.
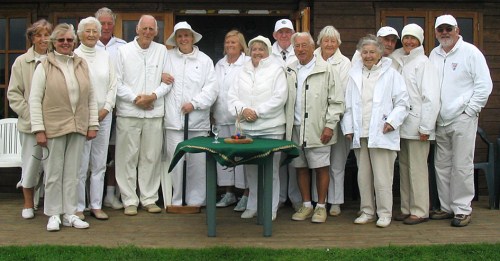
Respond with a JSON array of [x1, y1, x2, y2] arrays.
[[296, 167, 311, 202], [315, 166, 330, 205], [22, 187, 35, 208]]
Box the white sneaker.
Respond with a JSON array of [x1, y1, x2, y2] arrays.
[[376, 217, 392, 228], [216, 193, 237, 207], [354, 213, 376, 224], [233, 195, 248, 212], [241, 209, 257, 219], [329, 204, 341, 216], [22, 208, 34, 219], [63, 214, 89, 229], [103, 196, 123, 210], [47, 215, 61, 231]]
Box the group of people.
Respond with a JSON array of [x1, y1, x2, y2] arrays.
[[7, 9, 492, 232]]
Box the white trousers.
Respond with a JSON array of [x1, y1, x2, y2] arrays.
[[312, 126, 350, 204], [115, 117, 163, 207], [216, 125, 246, 189], [19, 132, 43, 188], [434, 113, 477, 215], [43, 133, 85, 216], [165, 129, 208, 206], [77, 113, 112, 211], [399, 138, 430, 218], [354, 138, 396, 218], [279, 162, 301, 205], [245, 134, 281, 213]]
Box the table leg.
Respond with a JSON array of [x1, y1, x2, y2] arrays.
[[263, 154, 273, 237], [206, 154, 217, 237], [257, 163, 264, 225]]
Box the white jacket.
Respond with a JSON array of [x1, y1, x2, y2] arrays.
[[227, 57, 287, 136], [271, 42, 297, 67], [314, 47, 351, 93], [392, 46, 440, 140], [115, 38, 169, 118], [429, 36, 492, 126], [164, 46, 218, 131], [342, 57, 409, 151], [213, 53, 250, 125], [96, 36, 126, 65]]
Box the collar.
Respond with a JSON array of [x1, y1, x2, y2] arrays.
[[297, 56, 316, 70]]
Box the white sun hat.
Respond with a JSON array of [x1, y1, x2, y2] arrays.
[[165, 21, 202, 46]]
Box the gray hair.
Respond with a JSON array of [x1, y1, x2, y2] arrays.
[[95, 7, 116, 23], [138, 14, 158, 32], [49, 23, 77, 52], [77, 16, 102, 38], [249, 40, 270, 56], [316, 25, 342, 46], [291, 32, 314, 46], [356, 34, 384, 55]]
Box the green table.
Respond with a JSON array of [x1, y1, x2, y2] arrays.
[[168, 136, 300, 237]]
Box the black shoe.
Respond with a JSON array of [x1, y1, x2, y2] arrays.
[[451, 214, 471, 227]]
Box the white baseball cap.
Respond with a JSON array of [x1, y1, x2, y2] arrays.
[[402, 23, 424, 44], [435, 14, 458, 28], [376, 26, 400, 39], [274, 19, 294, 32], [165, 21, 202, 46]]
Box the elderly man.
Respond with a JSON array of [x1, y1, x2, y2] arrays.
[[285, 32, 344, 223], [272, 18, 301, 212], [95, 7, 126, 210], [429, 14, 492, 227], [115, 15, 169, 215]]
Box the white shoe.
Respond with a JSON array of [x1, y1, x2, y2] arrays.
[[216, 193, 237, 207], [376, 217, 392, 228], [47, 215, 61, 231], [233, 195, 248, 212], [103, 196, 123, 210], [272, 212, 277, 221], [241, 209, 257, 219], [63, 214, 89, 229], [22, 208, 34, 219], [292, 202, 302, 212], [329, 204, 341, 216], [354, 213, 376, 224]]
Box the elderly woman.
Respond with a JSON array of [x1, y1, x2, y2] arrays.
[[311, 25, 351, 216], [75, 17, 117, 220], [7, 19, 52, 219], [30, 23, 99, 231], [213, 30, 250, 211], [391, 24, 440, 225], [342, 34, 408, 228], [227, 35, 287, 221], [164, 21, 218, 207]]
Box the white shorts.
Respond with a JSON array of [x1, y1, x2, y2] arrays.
[[291, 125, 330, 169]]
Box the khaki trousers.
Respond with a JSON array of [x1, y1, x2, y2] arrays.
[[354, 138, 396, 218], [115, 117, 163, 207], [399, 139, 430, 218]]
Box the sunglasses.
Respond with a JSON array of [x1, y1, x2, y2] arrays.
[[436, 26, 454, 33], [56, 38, 74, 43]]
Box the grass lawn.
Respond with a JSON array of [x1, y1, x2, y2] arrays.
[[0, 243, 499, 260]]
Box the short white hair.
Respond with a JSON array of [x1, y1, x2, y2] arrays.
[[77, 16, 102, 38], [316, 25, 342, 46]]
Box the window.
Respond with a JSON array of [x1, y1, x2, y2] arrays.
[[0, 14, 29, 119], [380, 10, 480, 55]]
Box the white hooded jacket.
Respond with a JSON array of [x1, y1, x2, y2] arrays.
[[342, 57, 409, 151]]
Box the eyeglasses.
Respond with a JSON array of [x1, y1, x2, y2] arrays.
[[55, 38, 74, 43], [436, 26, 454, 33]]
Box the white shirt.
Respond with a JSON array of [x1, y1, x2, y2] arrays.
[[295, 56, 316, 125]]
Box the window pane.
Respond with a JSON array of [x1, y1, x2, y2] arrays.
[[9, 18, 27, 50], [123, 20, 137, 43], [408, 17, 425, 29], [0, 19, 5, 49], [0, 53, 5, 84], [156, 20, 164, 44], [457, 18, 473, 44], [57, 18, 78, 30], [386, 17, 404, 36]]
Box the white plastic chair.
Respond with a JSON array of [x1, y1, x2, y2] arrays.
[[0, 118, 22, 168]]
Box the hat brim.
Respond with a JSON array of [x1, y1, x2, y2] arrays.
[[165, 30, 202, 46]]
